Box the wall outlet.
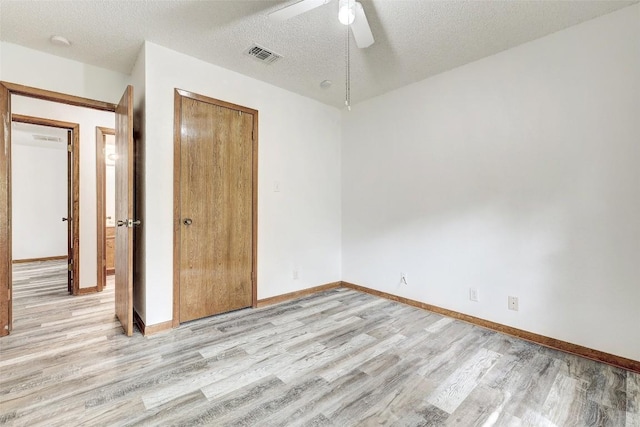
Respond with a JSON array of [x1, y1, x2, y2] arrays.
[[400, 272, 408, 285], [508, 296, 519, 311], [292, 269, 299, 280], [469, 288, 479, 302]]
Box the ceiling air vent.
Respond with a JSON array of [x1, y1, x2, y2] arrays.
[[33, 135, 63, 142], [244, 44, 282, 65]]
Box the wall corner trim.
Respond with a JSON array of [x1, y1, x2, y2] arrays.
[[77, 287, 98, 295], [256, 282, 342, 307], [340, 281, 640, 374], [134, 309, 172, 336]]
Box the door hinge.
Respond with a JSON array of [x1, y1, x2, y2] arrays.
[[8, 289, 11, 301], [67, 144, 72, 152]]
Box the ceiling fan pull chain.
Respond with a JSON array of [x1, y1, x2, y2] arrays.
[[345, 23, 351, 111], [345, 24, 348, 109]]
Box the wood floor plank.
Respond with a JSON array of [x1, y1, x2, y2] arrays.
[[1, 260, 637, 426], [278, 333, 376, 384], [144, 376, 285, 426], [216, 376, 328, 427], [324, 358, 420, 425], [542, 373, 589, 426], [426, 347, 502, 414], [264, 369, 372, 427]]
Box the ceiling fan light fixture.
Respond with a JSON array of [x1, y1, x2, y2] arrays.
[[338, 0, 355, 25]]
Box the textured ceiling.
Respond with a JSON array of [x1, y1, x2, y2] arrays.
[[0, 0, 636, 108]]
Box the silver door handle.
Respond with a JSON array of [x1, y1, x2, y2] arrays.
[[183, 218, 193, 225], [117, 219, 141, 227]]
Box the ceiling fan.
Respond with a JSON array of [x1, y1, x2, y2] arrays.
[[269, 0, 375, 48]]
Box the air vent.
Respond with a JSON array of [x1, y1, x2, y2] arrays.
[[33, 135, 62, 142], [244, 44, 282, 65]]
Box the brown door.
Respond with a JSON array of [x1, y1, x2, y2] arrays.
[[178, 94, 255, 323], [0, 83, 11, 336], [114, 85, 134, 336]]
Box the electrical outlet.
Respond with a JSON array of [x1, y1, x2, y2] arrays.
[[400, 272, 408, 285], [292, 269, 299, 280], [508, 296, 519, 311], [469, 288, 479, 302]]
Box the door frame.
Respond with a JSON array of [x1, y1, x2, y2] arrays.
[[0, 81, 116, 336], [172, 88, 258, 327], [96, 126, 115, 292], [11, 114, 80, 295]]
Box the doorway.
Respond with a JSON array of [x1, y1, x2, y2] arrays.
[[173, 89, 258, 325], [11, 115, 80, 295], [0, 82, 136, 337]]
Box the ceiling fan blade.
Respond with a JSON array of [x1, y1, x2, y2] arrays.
[[351, 2, 374, 48], [269, 0, 330, 22]]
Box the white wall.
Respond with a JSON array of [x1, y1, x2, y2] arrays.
[[141, 42, 342, 325], [1, 42, 130, 104], [11, 96, 116, 289], [11, 131, 68, 260], [342, 5, 640, 360]]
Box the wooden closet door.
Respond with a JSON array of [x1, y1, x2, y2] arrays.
[[179, 96, 254, 323]]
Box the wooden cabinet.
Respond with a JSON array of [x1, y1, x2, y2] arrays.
[[106, 227, 115, 275]]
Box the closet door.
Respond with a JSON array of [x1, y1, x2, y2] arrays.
[[177, 92, 256, 323]]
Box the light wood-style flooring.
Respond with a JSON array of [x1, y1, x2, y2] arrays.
[[1, 260, 638, 426]]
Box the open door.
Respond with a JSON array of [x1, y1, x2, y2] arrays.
[[0, 83, 11, 336], [115, 85, 135, 336]]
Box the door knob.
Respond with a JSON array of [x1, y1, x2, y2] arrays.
[[183, 218, 193, 225], [117, 219, 141, 227], [62, 217, 68, 222]]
